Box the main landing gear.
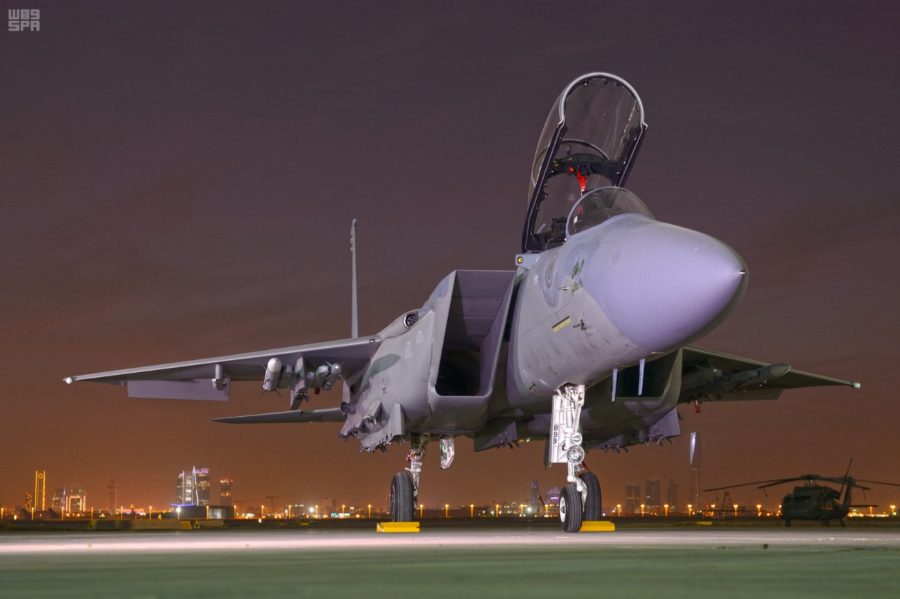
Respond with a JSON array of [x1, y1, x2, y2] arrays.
[[389, 434, 456, 522], [550, 384, 602, 533]]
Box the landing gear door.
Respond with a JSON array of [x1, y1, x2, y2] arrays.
[[523, 73, 647, 252]]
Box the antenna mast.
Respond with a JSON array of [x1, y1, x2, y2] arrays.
[[351, 219, 359, 338]]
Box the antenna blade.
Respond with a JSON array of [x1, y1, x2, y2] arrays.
[[351, 219, 359, 338]]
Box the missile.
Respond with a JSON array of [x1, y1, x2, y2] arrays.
[[682, 363, 791, 399], [724, 363, 791, 391]]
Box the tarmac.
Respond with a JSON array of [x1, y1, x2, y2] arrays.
[[1, 525, 898, 597]]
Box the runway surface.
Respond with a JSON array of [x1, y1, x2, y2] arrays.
[[2, 527, 899, 598], [2, 526, 900, 554]]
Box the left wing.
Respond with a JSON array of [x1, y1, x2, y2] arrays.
[[64, 336, 381, 402], [680, 346, 860, 402], [214, 407, 345, 424]]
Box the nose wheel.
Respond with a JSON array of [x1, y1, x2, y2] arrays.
[[579, 471, 601, 521], [559, 482, 583, 532]]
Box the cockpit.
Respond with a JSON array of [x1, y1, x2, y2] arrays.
[[523, 73, 648, 252]]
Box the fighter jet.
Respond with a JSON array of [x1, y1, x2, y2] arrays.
[[64, 73, 859, 533]]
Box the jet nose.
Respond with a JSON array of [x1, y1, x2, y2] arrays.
[[584, 218, 747, 352]]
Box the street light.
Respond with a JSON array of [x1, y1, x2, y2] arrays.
[[444, 504, 450, 519], [664, 504, 669, 518], [469, 503, 474, 518], [640, 503, 645, 517], [367, 504, 372, 518], [687, 503, 693, 517], [756, 504, 762, 517]]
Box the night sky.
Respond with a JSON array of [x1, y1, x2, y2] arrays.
[[2, 1, 899, 512]]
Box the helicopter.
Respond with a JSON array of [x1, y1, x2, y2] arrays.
[[705, 465, 900, 526]]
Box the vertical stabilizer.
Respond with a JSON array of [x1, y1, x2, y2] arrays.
[[351, 219, 359, 338]]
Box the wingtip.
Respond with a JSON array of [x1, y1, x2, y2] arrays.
[[851, 381, 862, 389], [63, 376, 75, 385]]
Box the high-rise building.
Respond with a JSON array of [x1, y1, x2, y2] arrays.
[[176, 467, 210, 506], [667, 479, 679, 511], [51, 488, 66, 514], [219, 479, 234, 506], [645, 479, 661, 511], [625, 483, 641, 514], [690, 431, 701, 511], [66, 486, 86, 514], [195, 468, 210, 506], [176, 470, 194, 505], [107, 479, 118, 513], [33, 470, 46, 512]]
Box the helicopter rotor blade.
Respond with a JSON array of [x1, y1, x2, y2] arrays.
[[703, 479, 784, 492], [756, 476, 821, 489], [855, 479, 900, 488]]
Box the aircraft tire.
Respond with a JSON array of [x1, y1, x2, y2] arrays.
[[390, 471, 415, 522], [579, 472, 601, 521], [560, 482, 583, 533]]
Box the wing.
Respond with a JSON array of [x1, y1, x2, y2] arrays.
[[64, 336, 381, 401], [680, 346, 860, 402], [214, 408, 345, 424]]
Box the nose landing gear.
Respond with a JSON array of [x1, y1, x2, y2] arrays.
[[550, 384, 602, 532]]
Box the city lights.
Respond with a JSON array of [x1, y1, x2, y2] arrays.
[[4, 467, 898, 526]]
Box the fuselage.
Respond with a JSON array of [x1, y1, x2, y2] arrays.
[[507, 211, 747, 407], [341, 209, 747, 451]]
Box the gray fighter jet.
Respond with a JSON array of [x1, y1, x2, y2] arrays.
[[64, 73, 859, 532]]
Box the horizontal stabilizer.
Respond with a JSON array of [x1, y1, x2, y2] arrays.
[[214, 407, 344, 424]]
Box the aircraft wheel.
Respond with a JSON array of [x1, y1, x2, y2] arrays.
[[390, 471, 415, 522], [559, 482, 583, 533], [579, 472, 601, 521]]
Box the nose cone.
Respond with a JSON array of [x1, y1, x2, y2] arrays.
[[584, 218, 747, 352]]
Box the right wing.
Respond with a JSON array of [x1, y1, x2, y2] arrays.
[[680, 346, 860, 402], [64, 336, 381, 401]]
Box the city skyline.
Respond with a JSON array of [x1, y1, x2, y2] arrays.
[[2, 3, 898, 509]]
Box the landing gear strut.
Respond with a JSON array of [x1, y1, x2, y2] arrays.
[[549, 383, 600, 533], [389, 434, 428, 522]]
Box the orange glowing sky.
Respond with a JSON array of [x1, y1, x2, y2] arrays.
[[1, 1, 898, 511]]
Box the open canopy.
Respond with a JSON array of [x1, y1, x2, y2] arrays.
[[523, 73, 647, 252]]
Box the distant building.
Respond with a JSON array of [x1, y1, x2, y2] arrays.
[[528, 480, 541, 512], [645, 479, 661, 512], [667, 479, 679, 511], [219, 479, 234, 507], [33, 470, 47, 512], [66, 486, 86, 514], [51, 487, 66, 513], [176, 467, 210, 506], [195, 468, 210, 506], [107, 479, 118, 513], [176, 471, 194, 505], [625, 483, 640, 514]]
